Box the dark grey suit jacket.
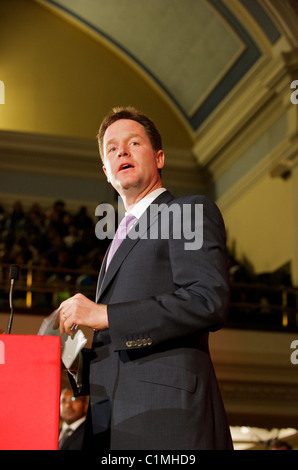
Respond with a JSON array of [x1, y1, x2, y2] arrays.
[[75, 191, 233, 450], [59, 421, 86, 450]]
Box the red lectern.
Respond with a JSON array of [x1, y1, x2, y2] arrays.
[[0, 335, 61, 450]]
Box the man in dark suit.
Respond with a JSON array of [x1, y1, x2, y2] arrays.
[[58, 388, 88, 450], [56, 107, 233, 450]]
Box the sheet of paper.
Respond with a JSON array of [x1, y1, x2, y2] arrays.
[[37, 310, 87, 369]]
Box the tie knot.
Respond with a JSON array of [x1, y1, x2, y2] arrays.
[[58, 427, 73, 449], [64, 427, 73, 437]]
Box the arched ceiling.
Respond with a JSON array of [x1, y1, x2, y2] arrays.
[[40, 0, 281, 133], [1, 0, 298, 197]]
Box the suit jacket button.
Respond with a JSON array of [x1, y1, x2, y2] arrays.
[[142, 339, 147, 346], [126, 341, 132, 348], [131, 340, 137, 347], [147, 337, 153, 346], [137, 339, 142, 347]]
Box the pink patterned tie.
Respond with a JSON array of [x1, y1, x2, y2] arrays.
[[106, 213, 137, 268]]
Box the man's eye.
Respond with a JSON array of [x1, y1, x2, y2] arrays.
[[131, 141, 139, 146]]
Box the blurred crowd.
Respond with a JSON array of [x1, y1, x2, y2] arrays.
[[0, 199, 108, 271], [0, 199, 110, 307]]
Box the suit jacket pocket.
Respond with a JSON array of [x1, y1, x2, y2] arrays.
[[136, 362, 197, 394]]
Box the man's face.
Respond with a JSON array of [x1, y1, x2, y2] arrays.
[[102, 119, 164, 197], [60, 390, 87, 425]]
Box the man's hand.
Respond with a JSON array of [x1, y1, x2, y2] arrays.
[[53, 293, 108, 336]]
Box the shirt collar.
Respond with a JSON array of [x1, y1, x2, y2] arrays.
[[61, 416, 86, 432], [128, 188, 167, 219]]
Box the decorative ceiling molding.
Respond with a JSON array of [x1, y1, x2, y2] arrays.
[[38, 0, 281, 132], [0, 130, 102, 180], [192, 47, 298, 180], [0, 129, 203, 191]]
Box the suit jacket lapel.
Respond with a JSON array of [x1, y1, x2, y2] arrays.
[[96, 190, 174, 303], [95, 253, 108, 303]]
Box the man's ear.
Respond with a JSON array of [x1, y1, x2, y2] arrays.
[[102, 165, 110, 183], [156, 150, 165, 170]]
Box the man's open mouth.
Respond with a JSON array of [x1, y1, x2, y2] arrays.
[[119, 163, 134, 171]]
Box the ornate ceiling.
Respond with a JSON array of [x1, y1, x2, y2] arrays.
[[1, 0, 298, 196], [40, 0, 282, 134]]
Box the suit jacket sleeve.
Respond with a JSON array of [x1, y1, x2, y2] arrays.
[[107, 195, 230, 350]]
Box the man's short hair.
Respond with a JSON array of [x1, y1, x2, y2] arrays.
[[97, 106, 163, 162]]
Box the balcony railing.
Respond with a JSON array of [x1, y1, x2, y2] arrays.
[[0, 263, 97, 312], [0, 263, 297, 332], [229, 282, 298, 331]]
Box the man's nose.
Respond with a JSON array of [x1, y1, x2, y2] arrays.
[[62, 399, 74, 408], [118, 144, 129, 157]]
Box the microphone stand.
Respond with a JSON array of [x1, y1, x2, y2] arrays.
[[7, 265, 20, 334]]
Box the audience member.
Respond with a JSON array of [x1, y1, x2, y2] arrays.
[[268, 438, 292, 450], [59, 388, 88, 450]]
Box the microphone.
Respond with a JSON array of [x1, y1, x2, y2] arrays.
[[7, 264, 20, 334]]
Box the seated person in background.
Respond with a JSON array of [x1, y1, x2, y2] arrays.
[[59, 388, 88, 450], [268, 438, 292, 450]]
